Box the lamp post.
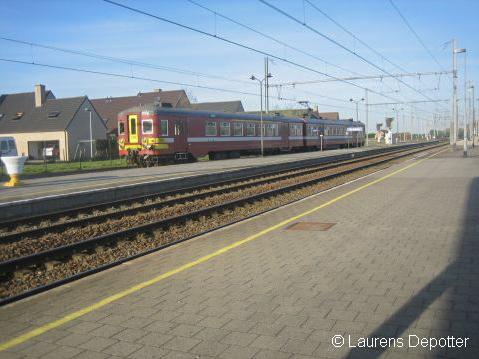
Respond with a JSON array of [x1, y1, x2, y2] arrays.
[[350, 98, 364, 147], [349, 97, 365, 122], [456, 48, 467, 156], [453, 47, 466, 155], [469, 83, 475, 148], [84, 107, 93, 159], [251, 73, 272, 157]]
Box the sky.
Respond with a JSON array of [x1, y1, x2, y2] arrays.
[[1, 0, 478, 133]]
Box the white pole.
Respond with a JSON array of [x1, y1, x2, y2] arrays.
[[463, 51, 468, 157], [260, 80, 264, 157], [452, 39, 458, 146], [89, 110, 93, 159], [365, 89, 369, 146]]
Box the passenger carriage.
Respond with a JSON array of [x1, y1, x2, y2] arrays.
[[118, 104, 364, 166]]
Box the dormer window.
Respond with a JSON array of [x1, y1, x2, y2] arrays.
[[48, 111, 60, 118], [12, 112, 24, 120]]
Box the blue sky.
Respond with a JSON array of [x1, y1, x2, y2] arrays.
[[1, 0, 478, 133]]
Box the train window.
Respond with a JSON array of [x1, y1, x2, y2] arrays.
[[206, 122, 217, 136], [233, 122, 243, 136], [130, 118, 137, 135], [118, 122, 125, 135], [174, 122, 182, 136], [160, 120, 168, 136], [142, 120, 153, 134], [272, 123, 279, 136], [220, 122, 230, 136], [290, 124, 302, 136], [246, 123, 255, 136]]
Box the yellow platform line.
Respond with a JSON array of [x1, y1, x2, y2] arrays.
[[0, 147, 447, 352]]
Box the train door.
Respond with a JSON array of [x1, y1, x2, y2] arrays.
[[128, 115, 138, 143], [173, 119, 188, 154]]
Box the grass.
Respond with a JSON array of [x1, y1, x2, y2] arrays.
[[19, 158, 128, 176]]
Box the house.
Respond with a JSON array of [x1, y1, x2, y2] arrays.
[[0, 84, 106, 161], [189, 101, 244, 113], [91, 89, 191, 135]]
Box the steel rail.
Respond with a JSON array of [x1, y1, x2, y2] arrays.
[[0, 143, 446, 306], [0, 143, 444, 273], [0, 142, 433, 230], [0, 144, 429, 245]]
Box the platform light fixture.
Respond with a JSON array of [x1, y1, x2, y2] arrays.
[[349, 98, 365, 122], [250, 72, 273, 157], [454, 48, 467, 156], [84, 107, 93, 159]]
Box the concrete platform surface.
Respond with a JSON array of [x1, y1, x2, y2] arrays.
[[1, 145, 478, 359], [0, 145, 395, 206]]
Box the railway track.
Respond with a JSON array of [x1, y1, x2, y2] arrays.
[[0, 142, 445, 304]]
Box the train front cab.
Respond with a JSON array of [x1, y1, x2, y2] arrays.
[[118, 113, 142, 162]]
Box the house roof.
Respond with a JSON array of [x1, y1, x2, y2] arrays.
[[246, 109, 320, 119], [91, 89, 190, 133], [189, 101, 244, 113], [318, 112, 339, 120], [0, 93, 86, 134]]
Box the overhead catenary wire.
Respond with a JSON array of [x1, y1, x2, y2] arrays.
[[259, 0, 448, 110], [184, 0, 439, 118], [388, 0, 447, 72], [302, 0, 449, 113], [0, 36, 253, 86], [0, 57, 368, 114], [185, 0, 364, 78], [101, 0, 422, 109]]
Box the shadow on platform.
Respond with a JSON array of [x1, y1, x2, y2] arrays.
[[346, 177, 479, 358]]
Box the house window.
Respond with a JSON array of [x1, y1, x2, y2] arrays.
[[220, 122, 230, 136], [118, 122, 125, 135], [233, 122, 243, 136], [206, 121, 217, 136], [246, 123, 255, 136], [142, 119, 153, 134], [160, 120, 168, 136]]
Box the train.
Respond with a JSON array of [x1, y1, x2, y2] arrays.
[[117, 104, 365, 166]]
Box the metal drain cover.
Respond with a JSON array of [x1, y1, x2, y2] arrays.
[[285, 222, 336, 231]]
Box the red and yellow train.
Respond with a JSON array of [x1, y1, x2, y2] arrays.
[[118, 104, 365, 166]]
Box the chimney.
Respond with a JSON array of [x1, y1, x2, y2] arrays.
[[34, 84, 46, 107]]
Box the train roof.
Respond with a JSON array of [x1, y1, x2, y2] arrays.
[[119, 103, 364, 126]]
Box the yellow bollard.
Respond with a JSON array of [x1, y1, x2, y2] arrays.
[[1, 156, 28, 187], [4, 174, 20, 187]]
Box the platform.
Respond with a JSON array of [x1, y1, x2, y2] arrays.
[[1, 145, 478, 359], [0, 143, 424, 221]]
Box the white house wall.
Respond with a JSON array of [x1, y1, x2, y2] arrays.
[[66, 98, 107, 160]]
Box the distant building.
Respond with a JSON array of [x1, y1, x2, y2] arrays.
[[91, 89, 191, 135], [0, 84, 106, 160], [190, 101, 244, 113]]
